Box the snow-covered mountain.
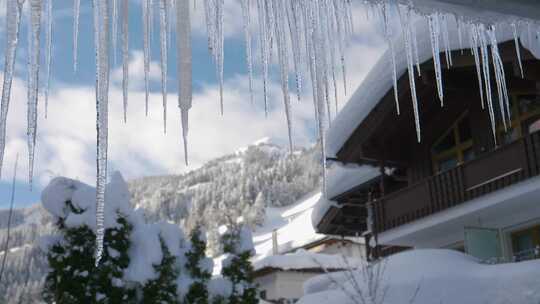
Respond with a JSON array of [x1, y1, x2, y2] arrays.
[[0, 139, 321, 303]]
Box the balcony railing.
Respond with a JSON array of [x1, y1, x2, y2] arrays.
[[374, 131, 540, 233]]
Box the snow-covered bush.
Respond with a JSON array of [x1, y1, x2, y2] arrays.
[[220, 225, 259, 304], [39, 172, 251, 304]]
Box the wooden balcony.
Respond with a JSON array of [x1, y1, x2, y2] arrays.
[[373, 131, 540, 233]]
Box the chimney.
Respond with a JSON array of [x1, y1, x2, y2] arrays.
[[272, 229, 278, 255]]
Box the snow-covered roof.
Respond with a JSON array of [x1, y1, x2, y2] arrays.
[[311, 163, 380, 230], [407, 0, 540, 21], [326, 18, 540, 159], [299, 249, 540, 304], [253, 251, 362, 273], [253, 192, 329, 262]]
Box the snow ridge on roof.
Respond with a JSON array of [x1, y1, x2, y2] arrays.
[[254, 250, 362, 272]]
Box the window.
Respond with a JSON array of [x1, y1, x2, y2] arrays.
[[511, 225, 540, 261], [497, 95, 540, 145], [432, 113, 474, 172]]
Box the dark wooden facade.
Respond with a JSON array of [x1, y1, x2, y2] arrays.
[[317, 41, 540, 241]]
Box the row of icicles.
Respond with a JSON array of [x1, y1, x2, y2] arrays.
[[0, 0, 537, 265]]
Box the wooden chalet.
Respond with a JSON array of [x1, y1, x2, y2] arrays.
[[316, 38, 540, 261]]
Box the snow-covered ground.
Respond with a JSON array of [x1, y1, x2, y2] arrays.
[[299, 249, 540, 304]]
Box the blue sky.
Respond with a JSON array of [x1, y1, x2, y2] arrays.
[[0, 1, 386, 208]]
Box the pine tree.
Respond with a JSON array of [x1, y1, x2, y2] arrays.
[[220, 225, 258, 304], [248, 192, 266, 227], [142, 237, 180, 304], [42, 201, 136, 304], [184, 227, 212, 304]]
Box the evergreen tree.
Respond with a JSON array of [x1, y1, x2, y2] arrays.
[[142, 237, 180, 304], [248, 192, 266, 227], [184, 227, 212, 304], [220, 225, 258, 304], [42, 201, 136, 304]]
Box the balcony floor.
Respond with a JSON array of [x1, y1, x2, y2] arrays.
[[378, 175, 540, 249]]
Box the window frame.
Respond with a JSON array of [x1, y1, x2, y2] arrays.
[[431, 111, 474, 173]]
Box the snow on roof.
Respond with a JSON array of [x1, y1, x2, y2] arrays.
[[299, 249, 540, 304], [407, 0, 540, 22], [253, 192, 329, 262], [326, 18, 540, 159], [311, 163, 380, 230], [254, 250, 362, 273]]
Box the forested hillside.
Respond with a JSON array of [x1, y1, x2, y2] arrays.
[[0, 139, 321, 303]]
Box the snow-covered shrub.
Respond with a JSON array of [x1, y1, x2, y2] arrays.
[[183, 227, 213, 304], [39, 172, 245, 304], [41, 174, 137, 303], [220, 225, 259, 304]]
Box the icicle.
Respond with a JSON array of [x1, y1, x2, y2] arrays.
[[333, 0, 348, 96], [273, 0, 293, 153], [27, 0, 42, 188], [411, 9, 421, 76], [286, 0, 303, 103], [122, 0, 129, 123], [470, 26, 485, 110], [143, 0, 151, 116], [177, 0, 192, 165], [428, 13, 444, 106], [240, 0, 254, 104], [92, 0, 110, 266], [73, 0, 80, 72], [216, 0, 224, 115], [112, 0, 118, 66], [488, 27, 511, 128], [477, 25, 497, 145], [159, 0, 168, 133], [44, 0, 52, 119], [512, 23, 524, 79], [441, 14, 452, 67], [256, 0, 270, 115], [400, 5, 421, 142], [456, 16, 464, 54], [0, 0, 24, 180], [379, 2, 400, 115]]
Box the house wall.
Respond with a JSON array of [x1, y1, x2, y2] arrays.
[[255, 271, 320, 302]]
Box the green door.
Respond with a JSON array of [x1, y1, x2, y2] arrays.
[[464, 227, 502, 261]]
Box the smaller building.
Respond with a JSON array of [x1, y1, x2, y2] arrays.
[[253, 251, 362, 304], [252, 192, 365, 303]]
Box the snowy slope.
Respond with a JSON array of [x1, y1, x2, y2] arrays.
[[299, 249, 540, 304]]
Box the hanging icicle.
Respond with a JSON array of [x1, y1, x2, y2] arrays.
[[27, 0, 43, 188], [273, 0, 293, 153], [400, 4, 421, 142], [0, 0, 24, 180], [122, 0, 129, 123], [73, 0, 80, 72], [159, 0, 169, 133], [177, 0, 192, 166], [112, 0, 118, 65], [240, 0, 254, 104], [428, 13, 444, 106], [512, 22, 524, 79], [92, 0, 110, 266], [44, 0, 52, 119], [143, 0, 151, 116]]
